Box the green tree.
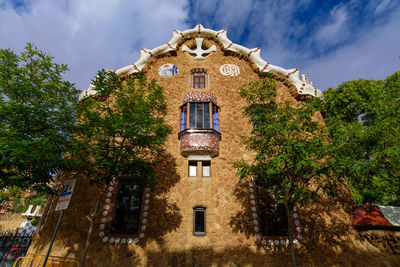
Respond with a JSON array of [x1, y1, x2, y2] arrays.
[[76, 70, 171, 186], [234, 74, 340, 267], [324, 72, 400, 205], [0, 43, 79, 192], [75, 70, 171, 266]]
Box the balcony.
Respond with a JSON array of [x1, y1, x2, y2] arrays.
[[178, 91, 221, 157], [178, 129, 221, 157]]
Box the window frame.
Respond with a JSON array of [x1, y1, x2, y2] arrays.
[[256, 187, 289, 238], [201, 161, 211, 177], [193, 207, 206, 236], [188, 161, 198, 177], [179, 102, 220, 132], [110, 181, 144, 235], [190, 70, 208, 89], [193, 73, 206, 89], [180, 104, 187, 131], [188, 160, 211, 178]]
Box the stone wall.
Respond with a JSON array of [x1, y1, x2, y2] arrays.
[[359, 230, 400, 255], [0, 213, 23, 232], [27, 35, 400, 266]]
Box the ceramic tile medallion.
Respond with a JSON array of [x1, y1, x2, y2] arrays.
[[159, 63, 178, 77], [220, 64, 240, 77]]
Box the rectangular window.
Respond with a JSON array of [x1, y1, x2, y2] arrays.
[[181, 102, 218, 131], [257, 188, 288, 237], [202, 161, 211, 177], [193, 74, 206, 89], [203, 103, 210, 128], [196, 103, 203, 128], [111, 182, 143, 235], [180, 105, 187, 131], [189, 161, 197, 177], [212, 105, 220, 131], [189, 103, 196, 128], [193, 208, 206, 235]]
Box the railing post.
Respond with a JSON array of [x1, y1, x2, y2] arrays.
[[42, 210, 64, 267]]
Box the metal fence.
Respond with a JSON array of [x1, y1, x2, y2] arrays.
[[0, 231, 32, 267]]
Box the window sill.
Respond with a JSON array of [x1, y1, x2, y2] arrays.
[[193, 232, 206, 236]]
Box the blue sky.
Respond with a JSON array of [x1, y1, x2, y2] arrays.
[[1, 0, 399, 91]]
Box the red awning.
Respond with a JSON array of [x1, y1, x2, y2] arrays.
[[352, 205, 393, 227]]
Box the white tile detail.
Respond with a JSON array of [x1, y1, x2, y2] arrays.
[[80, 25, 322, 101]]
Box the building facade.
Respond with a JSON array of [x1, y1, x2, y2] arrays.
[[28, 25, 400, 266]]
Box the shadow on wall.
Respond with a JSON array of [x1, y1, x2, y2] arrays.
[[27, 156, 400, 266], [139, 152, 183, 246], [28, 152, 182, 266], [229, 178, 258, 239], [229, 178, 400, 266], [146, 246, 294, 267]]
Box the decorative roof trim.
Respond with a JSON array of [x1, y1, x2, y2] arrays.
[[80, 24, 322, 100], [352, 205, 400, 228], [182, 91, 217, 105]]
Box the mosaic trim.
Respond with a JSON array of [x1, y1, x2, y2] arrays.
[[248, 177, 303, 246], [352, 205, 400, 228], [182, 91, 217, 105], [378, 206, 400, 226], [179, 131, 220, 157], [80, 24, 321, 100], [98, 180, 151, 245]]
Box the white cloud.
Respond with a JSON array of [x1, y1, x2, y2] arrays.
[[0, 0, 188, 90], [314, 6, 349, 46], [1, 0, 399, 94], [375, 0, 391, 14], [303, 9, 400, 90]]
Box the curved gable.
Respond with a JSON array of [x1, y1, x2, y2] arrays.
[[80, 24, 321, 100]]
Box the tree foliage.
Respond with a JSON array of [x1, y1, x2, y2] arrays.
[[75, 70, 172, 187], [324, 72, 400, 205], [234, 74, 341, 266], [0, 186, 47, 213], [73, 70, 172, 266], [0, 44, 79, 192]]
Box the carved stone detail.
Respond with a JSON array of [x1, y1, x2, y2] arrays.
[[182, 38, 216, 60]]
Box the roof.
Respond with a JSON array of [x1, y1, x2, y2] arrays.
[[80, 24, 322, 101], [352, 205, 400, 228]]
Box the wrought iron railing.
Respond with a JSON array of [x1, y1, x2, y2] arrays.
[[0, 230, 32, 267]]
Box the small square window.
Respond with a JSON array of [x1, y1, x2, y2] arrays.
[[193, 208, 206, 235], [190, 70, 208, 89], [189, 161, 197, 177], [193, 74, 206, 89], [202, 161, 211, 177]]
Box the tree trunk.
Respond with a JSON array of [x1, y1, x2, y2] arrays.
[[79, 184, 107, 267], [285, 202, 297, 267]]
